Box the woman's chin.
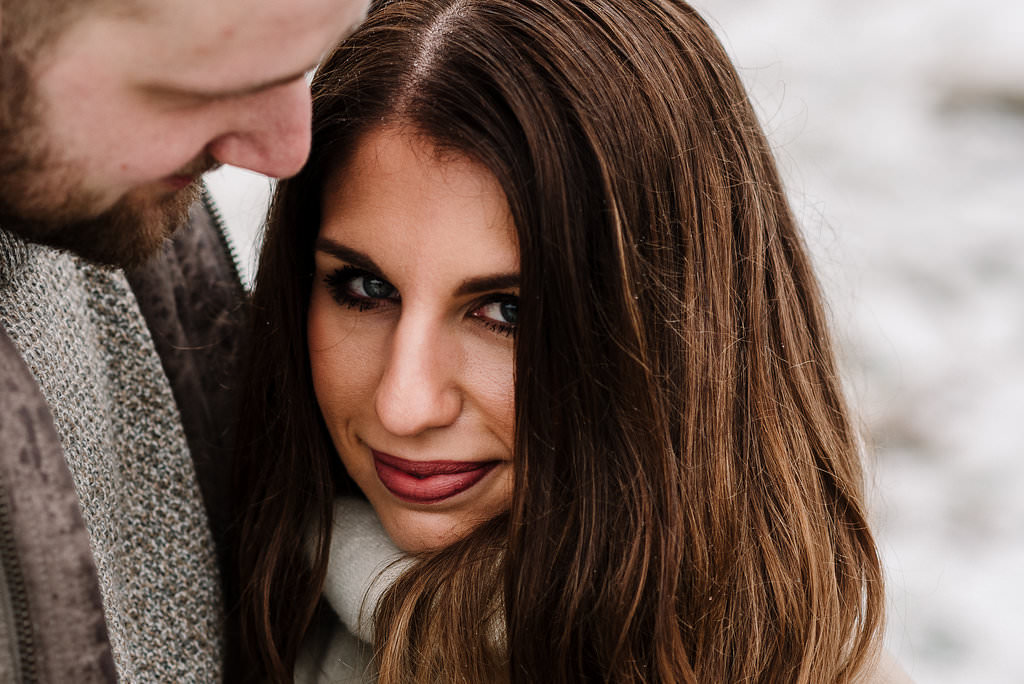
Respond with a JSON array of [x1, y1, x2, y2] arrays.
[[374, 506, 494, 554], [375, 510, 459, 553]]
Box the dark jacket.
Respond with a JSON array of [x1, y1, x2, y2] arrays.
[[0, 191, 245, 682]]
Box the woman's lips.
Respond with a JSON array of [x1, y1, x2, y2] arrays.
[[372, 450, 499, 504]]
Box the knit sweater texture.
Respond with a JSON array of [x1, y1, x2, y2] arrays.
[[0, 228, 222, 680]]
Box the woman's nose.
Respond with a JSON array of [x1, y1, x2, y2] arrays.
[[374, 316, 462, 436]]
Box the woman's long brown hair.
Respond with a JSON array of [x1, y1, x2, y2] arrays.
[[232, 0, 886, 681]]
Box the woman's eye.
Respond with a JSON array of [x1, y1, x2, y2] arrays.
[[472, 296, 518, 336], [324, 267, 398, 310], [353, 275, 396, 299]]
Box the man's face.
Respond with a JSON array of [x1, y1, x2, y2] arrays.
[[0, 0, 368, 267]]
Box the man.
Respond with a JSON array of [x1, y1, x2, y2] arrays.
[[0, 0, 367, 679]]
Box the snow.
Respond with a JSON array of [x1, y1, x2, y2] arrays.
[[208, 2, 1024, 680]]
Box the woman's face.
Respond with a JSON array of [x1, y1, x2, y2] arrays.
[[308, 126, 517, 553]]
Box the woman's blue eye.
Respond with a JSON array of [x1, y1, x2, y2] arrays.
[[324, 266, 398, 310], [499, 300, 517, 325], [358, 276, 396, 299], [474, 296, 518, 336]]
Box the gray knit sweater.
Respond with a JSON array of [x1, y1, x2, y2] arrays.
[[0, 228, 222, 680]]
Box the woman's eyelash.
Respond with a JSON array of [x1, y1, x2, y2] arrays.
[[478, 319, 516, 337], [473, 294, 518, 338], [323, 266, 518, 337], [323, 266, 396, 311]]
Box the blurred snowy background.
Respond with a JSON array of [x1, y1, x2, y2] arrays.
[[205, 1, 1024, 680]]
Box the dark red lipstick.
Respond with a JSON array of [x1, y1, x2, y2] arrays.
[[372, 450, 498, 504]]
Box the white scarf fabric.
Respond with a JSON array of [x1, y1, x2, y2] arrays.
[[296, 498, 412, 683]]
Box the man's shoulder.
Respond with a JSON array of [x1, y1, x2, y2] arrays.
[[0, 323, 42, 405], [0, 321, 119, 683], [124, 185, 248, 550], [132, 186, 243, 300], [125, 185, 245, 371]]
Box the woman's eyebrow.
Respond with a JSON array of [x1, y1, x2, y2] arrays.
[[314, 237, 380, 273], [316, 236, 517, 294], [455, 273, 520, 296]]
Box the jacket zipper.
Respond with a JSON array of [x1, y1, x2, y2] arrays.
[[0, 484, 38, 683], [200, 183, 248, 294]]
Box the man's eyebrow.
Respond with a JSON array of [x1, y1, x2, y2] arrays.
[[143, 62, 318, 102], [314, 238, 381, 274]]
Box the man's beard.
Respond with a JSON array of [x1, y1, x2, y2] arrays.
[[0, 49, 212, 269], [4, 181, 206, 269]]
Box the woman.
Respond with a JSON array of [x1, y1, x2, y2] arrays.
[[233, 0, 896, 681]]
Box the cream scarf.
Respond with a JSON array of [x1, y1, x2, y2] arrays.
[[295, 498, 412, 683]]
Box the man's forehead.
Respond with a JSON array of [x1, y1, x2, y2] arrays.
[[125, 0, 360, 42], [52, 0, 367, 93]]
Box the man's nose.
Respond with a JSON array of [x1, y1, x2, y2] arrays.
[[374, 317, 463, 437], [205, 79, 313, 179]]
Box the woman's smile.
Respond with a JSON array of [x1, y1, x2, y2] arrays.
[[372, 450, 503, 504]]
